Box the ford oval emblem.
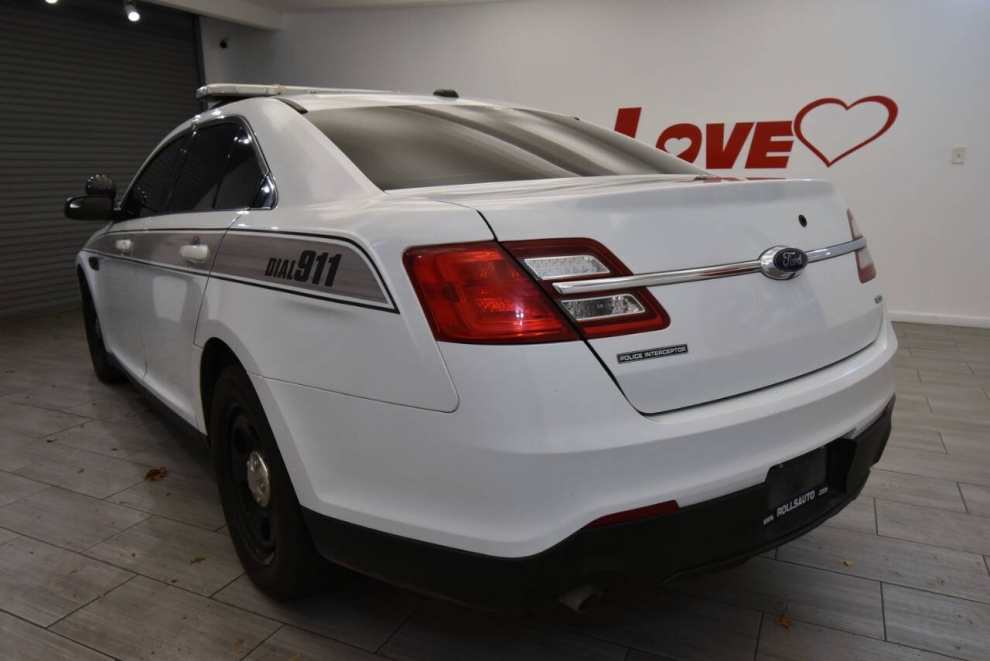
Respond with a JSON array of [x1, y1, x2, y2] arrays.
[[760, 246, 808, 280]]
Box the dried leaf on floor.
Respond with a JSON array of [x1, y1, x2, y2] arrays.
[[288, 654, 302, 661], [145, 466, 167, 481], [189, 556, 206, 564], [843, 560, 854, 567], [46, 438, 57, 443], [776, 608, 791, 629]]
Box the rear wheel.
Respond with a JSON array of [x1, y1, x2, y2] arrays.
[[211, 364, 328, 599], [79, 279, 123, 383]]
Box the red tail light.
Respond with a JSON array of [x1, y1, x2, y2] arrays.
[[503, 238, 670, 339], [584, 500, 679, 529], [403, 242, 579, 344], [847, 210, 877, 283]]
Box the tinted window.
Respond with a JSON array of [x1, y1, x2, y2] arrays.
[[305, 105, 704, 190], [169, 124, 240, 212], [215, 129, 265, 209], [126, 136, 188, 217]]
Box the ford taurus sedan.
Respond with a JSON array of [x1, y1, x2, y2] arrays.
[[65, 84, 896, 611]]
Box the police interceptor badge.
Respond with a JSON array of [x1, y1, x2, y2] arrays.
[[617, 344, 688, 364]]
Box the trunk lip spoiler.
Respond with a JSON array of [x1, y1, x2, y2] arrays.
[[553, 237, 867, 294]]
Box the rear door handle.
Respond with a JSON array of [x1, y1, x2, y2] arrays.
[[179, 243, 210, 264], [115, 239, 133, 254]]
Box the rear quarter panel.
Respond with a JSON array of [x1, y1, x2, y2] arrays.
[[194, 198, 493, 414]]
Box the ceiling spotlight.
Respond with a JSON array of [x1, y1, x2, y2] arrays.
[[45, 0, 58, 4], [124, 0, 140, 22]]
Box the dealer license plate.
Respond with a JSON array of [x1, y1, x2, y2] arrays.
[[762, 446, 829, 526]]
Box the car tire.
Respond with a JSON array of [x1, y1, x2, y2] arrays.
[[211, 364, 329, 600], [79, 280, 124, 383]]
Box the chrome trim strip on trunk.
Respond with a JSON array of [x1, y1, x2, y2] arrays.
[[552, 237, 867, 295], [804, 236, 867, 263]]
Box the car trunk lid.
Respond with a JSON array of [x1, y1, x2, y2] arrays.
[[400, 175, 883, 414]]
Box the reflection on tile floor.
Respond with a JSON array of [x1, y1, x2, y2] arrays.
[[0, 311, 988, 660]]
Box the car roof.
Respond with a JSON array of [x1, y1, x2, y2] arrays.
[[283, 92, 499, 112], [195, 83, 524, 113]]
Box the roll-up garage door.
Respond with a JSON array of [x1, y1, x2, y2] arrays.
[[0, 0, 200, 317]]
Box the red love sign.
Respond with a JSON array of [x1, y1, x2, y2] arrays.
[[792, 96, 898, 167], [615, 95, 898, 169]]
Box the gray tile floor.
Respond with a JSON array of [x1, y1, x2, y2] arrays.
[[0, 311, 988, 661]]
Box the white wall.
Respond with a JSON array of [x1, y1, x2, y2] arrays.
[[201, 0, 990, 327]]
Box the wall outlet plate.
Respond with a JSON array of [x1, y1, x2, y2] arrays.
[[952, 147, 967, 165]]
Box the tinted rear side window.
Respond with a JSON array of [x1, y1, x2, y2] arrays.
[[169, 123, 240, 212], [305, 105, 703, 190], [215, 130, 265, 210], [127, 135, 188, 217]]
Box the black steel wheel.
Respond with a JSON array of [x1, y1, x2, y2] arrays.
[[211, 364, 329, 599], [79, 279, 123, 383], [225, 410, 277, 565]]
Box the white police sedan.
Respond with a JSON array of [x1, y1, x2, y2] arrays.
[[66, 84, 896, 611]]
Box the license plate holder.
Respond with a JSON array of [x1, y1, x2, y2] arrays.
[[762, 446, 829, 526]]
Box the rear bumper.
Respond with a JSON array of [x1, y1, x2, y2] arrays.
[[254, 315, 896, 559], [304, 404, 892, 610]]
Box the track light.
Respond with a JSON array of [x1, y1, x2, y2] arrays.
[[124, 0, 140, 22]]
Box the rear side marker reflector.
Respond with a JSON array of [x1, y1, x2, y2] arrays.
[[847, 210, 877, 283], [585, 500, 679, 529]]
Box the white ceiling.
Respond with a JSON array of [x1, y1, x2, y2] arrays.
[[248, 0, 503, 9], [146, 0, 504, 31]]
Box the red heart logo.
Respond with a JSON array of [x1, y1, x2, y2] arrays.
[[793, 96, 898, 167], [662, 137, 694, 158], [655, 123, 702, 163]]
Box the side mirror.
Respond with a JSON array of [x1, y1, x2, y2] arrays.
[[64, 195, 114, 221], [86, 174, 116, 199]]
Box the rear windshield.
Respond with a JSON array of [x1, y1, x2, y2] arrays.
[[305, 104, 703, 190]]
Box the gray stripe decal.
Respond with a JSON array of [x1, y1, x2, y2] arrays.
[[84, 229, 395, 310], [85, 232, 134, 256], [132, 230, 225, 273], [212, 231, 393, 309]]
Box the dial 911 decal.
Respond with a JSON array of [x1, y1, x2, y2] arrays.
[[264, 251, 342, 286], [212, 231, 394, 310]]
